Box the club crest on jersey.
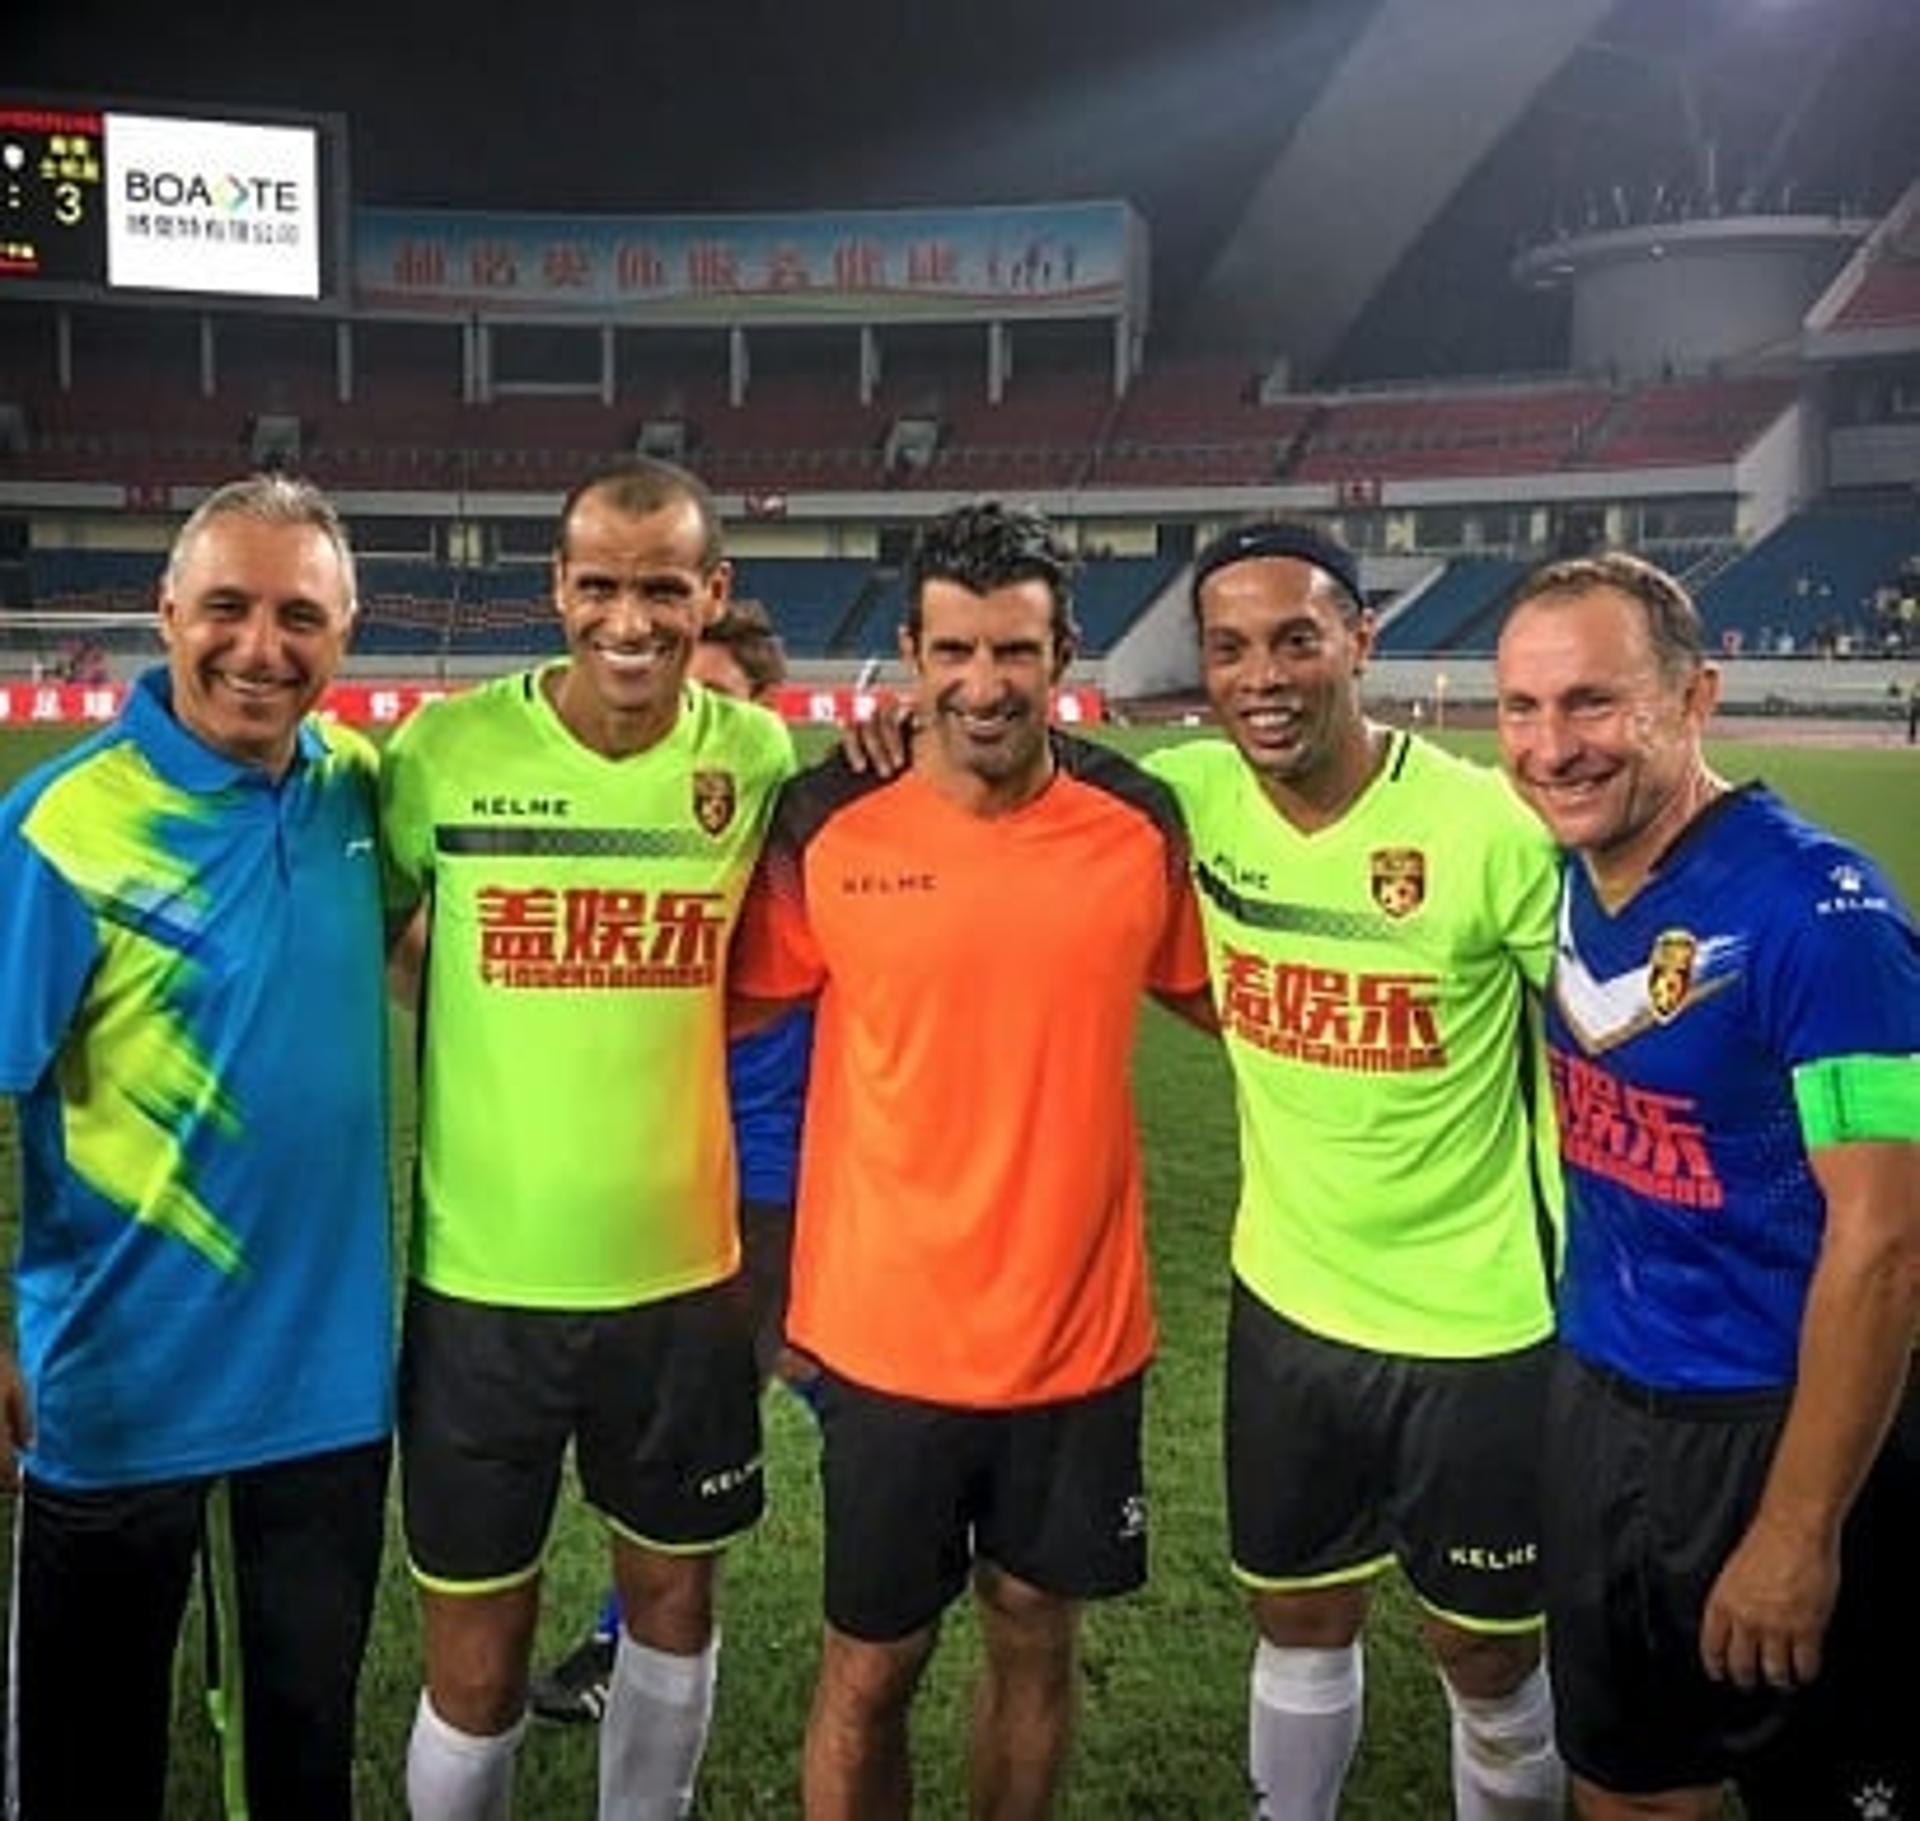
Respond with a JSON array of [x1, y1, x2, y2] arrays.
[[692, 769, 737, 837], [1646, 929, 1698, 1022], [1369, 848, 1426, 919]]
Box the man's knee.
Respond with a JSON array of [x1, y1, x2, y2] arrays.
[[974, 1563, 1080, 1685], [1422, 1615, 1542, 1701], [612, 1538, 718, 1654], [975, 1563, 1075, 1632], [1250, 1581, 1371, 1650], [420, 1582, 541, 1734], [815, 1622, 939, 1727]]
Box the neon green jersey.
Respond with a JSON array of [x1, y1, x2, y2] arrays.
[[1145, 730, 1561, 1357], [382, 666, 795, 1308]]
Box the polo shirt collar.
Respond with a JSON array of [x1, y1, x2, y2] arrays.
[[123, 666, 327, 794]]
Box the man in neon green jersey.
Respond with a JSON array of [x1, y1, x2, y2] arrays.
[[382, 457, 794, 1820], [1143, 518, 1567, 1821]]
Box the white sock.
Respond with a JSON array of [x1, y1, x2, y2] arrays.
[[597, 1630, 719, 1821], [1443, 1662, 1566, 1820], [1248, 1639, 1364, 1821], [405, 1690, 524, 1821]]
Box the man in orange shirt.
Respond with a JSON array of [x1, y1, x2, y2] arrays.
[[734, 501, 1209, 1820]]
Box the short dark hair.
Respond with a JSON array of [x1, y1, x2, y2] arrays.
[[1190, 514, 1363, 623], [699, 598, 786, 695], [902, 501, 1078, 647], [1509, 550, 1705, 682], [556, 456, 723, 571]]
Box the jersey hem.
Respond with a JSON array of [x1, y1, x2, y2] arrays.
[[22, 1412, 392, 1493], [800, 1343, 1156, 1412], [1231, 1276, 1553, 1362], [407, 1255, 739, 1312]]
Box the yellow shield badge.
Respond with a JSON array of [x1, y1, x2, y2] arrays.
[[692, 769, 737, 837], [1369, 848, 1426, 919], [1646, 929, 1698, 1022]]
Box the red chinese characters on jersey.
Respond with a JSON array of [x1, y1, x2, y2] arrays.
[[1219, 944, 1447, 1072], [1547, 1048, 1725, 1211], [474, 885, 725, 989]]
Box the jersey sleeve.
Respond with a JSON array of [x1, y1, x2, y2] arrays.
[[1749, 849, 1920, 1074], [1485, 781, 1562, 991], [1151, 875, 1211, 997], [377, 711, 436, 924], [0, 809, 99, 1094], [1081, 739, 1210, 997], [730, 813, 826, 1003]]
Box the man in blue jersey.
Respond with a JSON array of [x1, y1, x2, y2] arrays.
[[1496, 551, 1919, 1820], [0, 474, 392, 1818], [529, 597, 816, 1726]]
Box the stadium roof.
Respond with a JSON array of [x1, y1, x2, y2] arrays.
[[13, 0, 1918, 384]]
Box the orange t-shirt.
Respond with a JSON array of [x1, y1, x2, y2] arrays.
[[732, 736, 1207, 1409]]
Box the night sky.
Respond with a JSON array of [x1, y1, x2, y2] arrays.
[[13, 1, 1324, 305], [12, 0, 1918, 378]]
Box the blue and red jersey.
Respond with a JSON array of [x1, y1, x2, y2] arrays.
[[1546, 786, 1919, 1392]]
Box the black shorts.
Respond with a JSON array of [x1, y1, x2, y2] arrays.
[[10, 1438, 389, 1820], [816, 1367, 1148, 1643], [1545, 1349, 1919, 1812], [400, 1278, 763, 1589], [1226, 1281, 1549, 1629]]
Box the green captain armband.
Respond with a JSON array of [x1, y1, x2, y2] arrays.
[[1791, 1054, 1920, 1148]]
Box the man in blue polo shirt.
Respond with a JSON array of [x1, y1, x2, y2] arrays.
[[0, 474, 393, 1818]]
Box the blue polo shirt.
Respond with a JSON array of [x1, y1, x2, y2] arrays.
[[0, 669, 393, 1489]]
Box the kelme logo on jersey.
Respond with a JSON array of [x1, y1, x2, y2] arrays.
[[1369, 848, 1425, 919], [1646, 929, 1697, 1023], [692, 769, 737, 836]]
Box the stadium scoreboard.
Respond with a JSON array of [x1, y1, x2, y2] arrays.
[[0, 98, 346, 305]]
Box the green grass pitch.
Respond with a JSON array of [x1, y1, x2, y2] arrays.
[[0, 720, 1912, 1816]]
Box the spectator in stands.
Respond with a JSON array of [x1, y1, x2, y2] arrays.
[[59, 636, 108, 684], [528, 597, 820, 1729], [1495, 551, 1918, 1820], [735, 501, 1211, 1819], [0, 473, 392, 1817], [384, 457, 795, 1820]]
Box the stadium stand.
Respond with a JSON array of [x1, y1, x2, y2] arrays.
[[1831, 255, 1920, 330], [1570, 376, 1798, 469], [1373, 558, 1529, 655], [0, 344, 1820, 498], [1072, 556, 1184, 653], [1087, 360, 1313, 487], [1291, 385, 1610, 481], [831, 572, 907, 659], [1828, 215, 1920, 333], [1697, 496, 1920, 653]]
